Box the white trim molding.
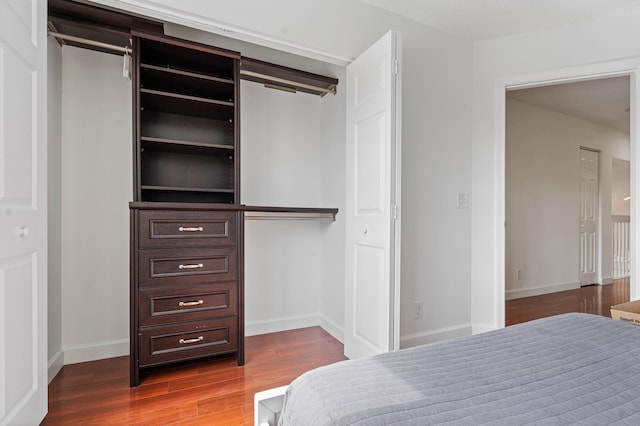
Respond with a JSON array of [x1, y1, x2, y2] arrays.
[[506, 281, 580, 301], [245, 314, 319, 337], [87, 0, 352, 66], [63, 338, 129, 365], [246, 314, 344, 344], [48, 349, 64, 383], [318, 315, 344, 344], [400, 323, 471, 349]]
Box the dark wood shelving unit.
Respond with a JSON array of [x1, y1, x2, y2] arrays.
[[130, 34, 244, 387], [135, 36, 240, 204]]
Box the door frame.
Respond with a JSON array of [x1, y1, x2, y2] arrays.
[[495, 60, 640, 328]]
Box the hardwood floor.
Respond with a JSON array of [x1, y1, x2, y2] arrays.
[[42, 280, 631, 425], [42, 327, 346, 425], [506, 277, 630, 326]]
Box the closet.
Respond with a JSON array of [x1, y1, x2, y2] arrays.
[[49, 0, 339, 387]]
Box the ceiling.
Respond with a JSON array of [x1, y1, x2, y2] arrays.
[[360, 0, 640, 41], [507, 76, 630, 133]]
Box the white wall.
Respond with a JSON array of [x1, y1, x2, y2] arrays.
[[612, 158, 631, 216], [47, 39, 64, 380], [396, 19, 473, 347], [472, 14, 640, 331], [506, 98, 630, 299], [60, 46, 132, 363]]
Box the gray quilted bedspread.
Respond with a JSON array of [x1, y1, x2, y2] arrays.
[[279, 313, 640, 425]]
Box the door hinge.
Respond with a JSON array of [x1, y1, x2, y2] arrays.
[[393, 59, 399, 75], [392, 204, 399, 220]]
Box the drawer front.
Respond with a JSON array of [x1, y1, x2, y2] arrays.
[[139, 210, 237, 249], [139, 282, 237, 326], [139, 247, 237, 286], [139, 317, 238, 367]]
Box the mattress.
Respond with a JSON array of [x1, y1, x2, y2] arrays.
[[279, 313, 640, 425]]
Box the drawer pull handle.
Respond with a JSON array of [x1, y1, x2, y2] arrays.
[[179, 300, 204, 307], [178, 226, 204, 232], [179, 336, 204, 345], [179, 263, 204, 270]]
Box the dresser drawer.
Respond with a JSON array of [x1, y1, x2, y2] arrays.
[[139, 247, 237, 286], [138, 210, 237, 249], [138, 317, 238, 367], [139, 281, 237, 326]]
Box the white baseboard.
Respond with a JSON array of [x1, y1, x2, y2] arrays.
[[48, 348, 64, 383], [472, 323, 498, 335], [245, 314, 319, 337], [317, 315, 344, 344], [63, 338, 129, 365], [57, 316, 335, 366], [400, 323, 471, 349], [245, 314, 345, 345], [506, 281, 580, 300], [602, 276, 614, 285]]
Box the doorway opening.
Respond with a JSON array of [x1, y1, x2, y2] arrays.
[[504, 75, 631, 324]]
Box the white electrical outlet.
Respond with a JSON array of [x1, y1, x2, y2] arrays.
[[457, 192, 470, 209], [414, 301, 424, 319]]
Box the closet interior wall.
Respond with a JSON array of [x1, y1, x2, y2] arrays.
[[54, 44, 133, 365], [240, 77, 345, 337]]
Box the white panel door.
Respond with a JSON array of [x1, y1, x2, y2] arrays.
[[344, 31, 401, 359], [0, 0, 48, 424], [579, 148, 599, 286]]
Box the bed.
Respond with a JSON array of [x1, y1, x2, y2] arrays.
[[278, 313, 640, 425]]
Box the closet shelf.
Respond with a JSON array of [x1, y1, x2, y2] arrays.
[[141, 137, 234, 154], [244, 206, 338, 221], [140, 65, 234, 102], [141, 90, 234, 119], [140, 63, 234, 85], [141, 185, 235, 194], [127, 203, 338, 221], [141, 89, 234, 107]]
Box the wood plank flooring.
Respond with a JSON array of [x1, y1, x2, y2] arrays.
[[42, 327, 346, 425], [506, 278, 630, 326], [43, 280, 629, 425]]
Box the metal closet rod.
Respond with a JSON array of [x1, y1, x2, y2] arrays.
[[240, 69, 337, 96], [48, 31, 132, 55]]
